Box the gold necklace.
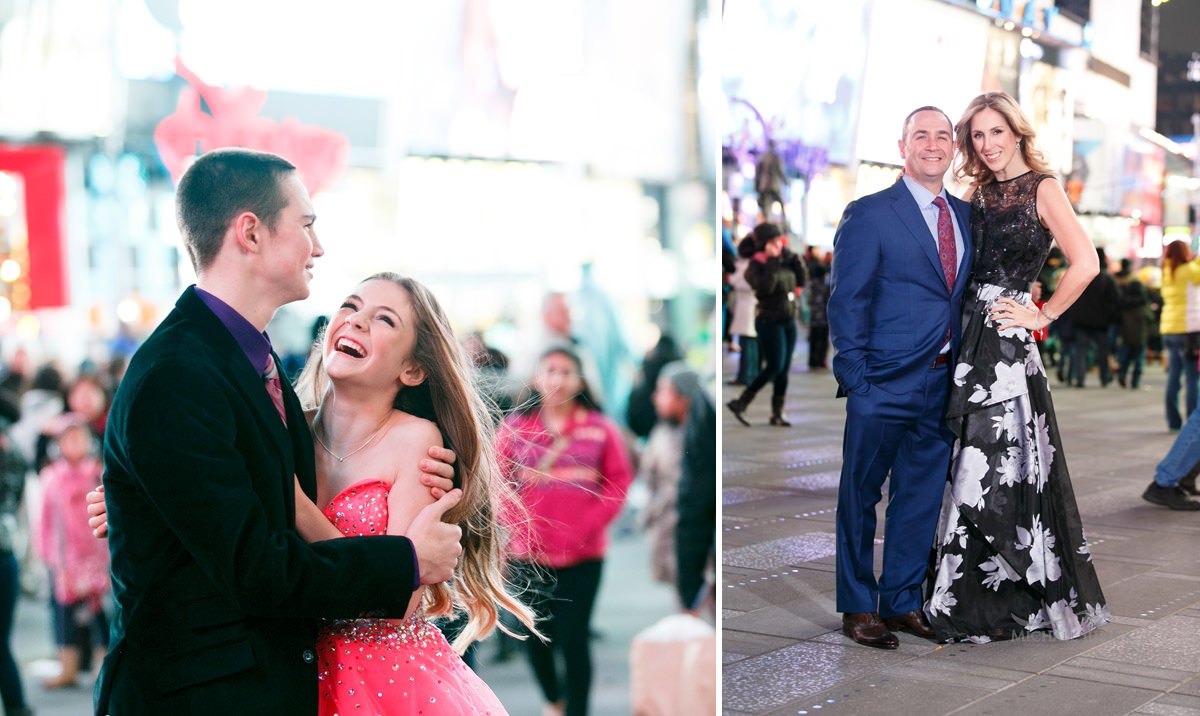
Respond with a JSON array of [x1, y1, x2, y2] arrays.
[[313, 411, 392, 463]]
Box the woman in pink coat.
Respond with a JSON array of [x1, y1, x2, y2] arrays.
[[498, 345, 634, 716], [36, 414, 110, 688]]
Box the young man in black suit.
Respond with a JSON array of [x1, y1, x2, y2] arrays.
[[93, 148, 465, 714]]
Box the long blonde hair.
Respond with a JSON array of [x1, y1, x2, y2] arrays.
[[954, 91, 1055, 185], [295, 272, 538, 652]]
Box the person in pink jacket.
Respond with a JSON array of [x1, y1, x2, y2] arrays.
[[35, 414, 110, 689], [498, 345, 634, 716]]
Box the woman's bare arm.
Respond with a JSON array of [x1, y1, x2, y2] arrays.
[[294, 477, 344, 542]]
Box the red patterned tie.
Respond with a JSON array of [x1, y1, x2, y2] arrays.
[[263, 356, 287, 425], [932, 196, 957, 292]]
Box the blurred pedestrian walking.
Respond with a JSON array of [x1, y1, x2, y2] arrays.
[[1159, 239, 1200, 429], [666, 363, 716, 618], [806, 263, 831, 370], [0, 394, 32, 716], [9, 365, 65, 473], [1115, 260, 1152, 389], [725, 222, 806, 427], [728, 235, 760, 385], [34, 415, 109, 690], [498, 346, 634, 716], [1064, 246, 1118, 388], [626, 335, 683, 441]]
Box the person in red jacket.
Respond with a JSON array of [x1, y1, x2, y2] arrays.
[[497, 345, 634, 716]]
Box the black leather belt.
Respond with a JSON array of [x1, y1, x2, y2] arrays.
[[932, 354, 950, 368]]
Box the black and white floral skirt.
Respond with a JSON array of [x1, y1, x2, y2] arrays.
[[925, 282, 1109, 643]]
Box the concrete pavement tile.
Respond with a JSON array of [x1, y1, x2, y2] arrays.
[[1081, 615, 1200, 672], [1175, 674, 1200, 697], [1087, 529, 1200, 561], [736, 517, 837, 546], [781, 470, 841, 492], [722, 602, 839, 641], [723, 568, 836, 612], [1158, 561, 1200, 578], [922, 622, 1134, 673], [1131, 693, 1200, 715], [724, 516, 836, 549], [723, 485, 783, 506], [721, 641, 907, 713], [1075, 488, 1161, 519], [1087, 504, 1200, 530], [723, 564, 761, 579], [1069, 475, 1141, 496], [1100, 575, 1200, 620], [962, 674, 1157, 715], [724, 495, 835, 521], [809, 630, 941, 656], [762, 676, 989, 716], [1050, 655, 1195, 691], [870, 659, 1020, 690], [721, 631, 799, 661], [723, 532, 838, 571], [1093, 557, 1164, 586]]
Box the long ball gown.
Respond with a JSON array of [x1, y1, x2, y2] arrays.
[[316, 479, 508, 714], [924, 172, 1110, 642]]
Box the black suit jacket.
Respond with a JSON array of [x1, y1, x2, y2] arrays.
[[95, 286, 417, 715]]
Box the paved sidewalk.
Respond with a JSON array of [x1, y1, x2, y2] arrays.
[[722, 353, 1200, 716], [13, 515, 678, 715]]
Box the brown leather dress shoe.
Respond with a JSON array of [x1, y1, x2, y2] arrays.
[[841, 612, 899, 649], [882, 610, 936, 639]]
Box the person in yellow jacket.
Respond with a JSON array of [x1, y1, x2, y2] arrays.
[[1158, 239, 1200, 430]]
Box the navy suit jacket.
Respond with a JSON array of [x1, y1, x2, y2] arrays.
[[96, 286, 417, 715], [828, 180, 973, 400]]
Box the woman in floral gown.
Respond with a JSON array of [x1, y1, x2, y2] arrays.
[[291, 273, 539, 713], [924, 92, 1110, 642]]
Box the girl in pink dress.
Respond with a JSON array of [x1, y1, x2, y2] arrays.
[[35, 415, 110, 688], [291, 273, 539, 715]]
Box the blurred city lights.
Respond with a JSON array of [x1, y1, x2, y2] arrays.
[[0, 259, 21, 282], [15, 314, 39, 340], [0, 296, 9, 322], [116, 297, 141, 324]]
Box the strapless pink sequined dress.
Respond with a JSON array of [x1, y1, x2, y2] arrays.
[[316, 479, 508, 715]]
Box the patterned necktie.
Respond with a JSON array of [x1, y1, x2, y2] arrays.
[[263, 356, 287, 425], [932, 196, 957, 292]]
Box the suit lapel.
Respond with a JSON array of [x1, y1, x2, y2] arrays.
[[176, 288, 298, 493], [280, 364, 317, 503], [226, 349, 295, 471], [888, 183, 946, 287]]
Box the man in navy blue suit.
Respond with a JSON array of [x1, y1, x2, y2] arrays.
[[828, 107, 973, 649]]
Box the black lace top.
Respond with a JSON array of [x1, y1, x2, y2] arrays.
[[970, 172, 1056, 290]]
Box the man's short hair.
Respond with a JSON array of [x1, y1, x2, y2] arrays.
[[175, 148, 297, 273], [901, 106, 953, 142]]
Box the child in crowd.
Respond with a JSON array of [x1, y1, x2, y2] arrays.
[[35, 414, 109, 689]]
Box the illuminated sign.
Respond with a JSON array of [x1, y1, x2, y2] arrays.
[[0, 145, 67, 310], [154, 58, 349, 195]]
